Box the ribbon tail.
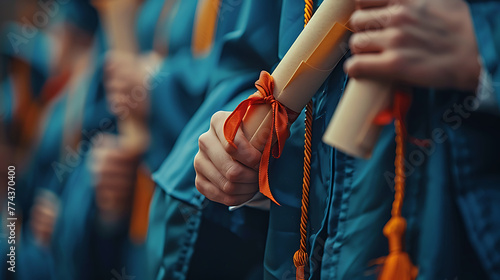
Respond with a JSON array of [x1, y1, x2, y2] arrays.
[[272, 105, 291, 158], [259, 121, 280, 205]]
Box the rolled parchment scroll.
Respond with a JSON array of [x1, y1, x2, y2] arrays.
[[239, 0, 354, 151], [323, 79, 393, 158], [92, 0, 149, 152]]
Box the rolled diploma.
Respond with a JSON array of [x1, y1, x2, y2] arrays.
[[93, 0, 148, 151], [323, 79, 393, 158], [94, 0, 153, 242], [94, 0, 137, 52], [240, 0, 354, 151]]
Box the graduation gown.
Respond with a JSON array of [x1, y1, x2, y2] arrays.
[[147, 0, 282, 279]]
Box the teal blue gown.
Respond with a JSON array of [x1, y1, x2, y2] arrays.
[[0, 4, 96, 279], [147, 0, 282, 279], [52, 0, 219, 279], [50, 0, 164, 279]]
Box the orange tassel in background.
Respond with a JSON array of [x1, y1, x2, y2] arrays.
[[375, 92, 418, 280]]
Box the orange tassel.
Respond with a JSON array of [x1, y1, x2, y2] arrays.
[[293, 249, 308, 280], [373, 93, 418, 280], [378, 217, 418, 280]]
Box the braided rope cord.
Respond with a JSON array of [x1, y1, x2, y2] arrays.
[[293, 1, 314, 278]]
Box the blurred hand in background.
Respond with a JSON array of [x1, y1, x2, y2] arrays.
[[30, 190, 59, 247], [104, 51, 162, 123], [90, 134, 140, 226]]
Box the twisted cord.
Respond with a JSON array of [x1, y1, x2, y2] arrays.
[[392, 119, 405, 217], [293, 0, 315, 277]]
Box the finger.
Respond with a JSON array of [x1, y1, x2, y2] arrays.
[[31, 222, 53, 244], [92, 146, 140, 165], [350, 8, 392, 31], [95, 175, 135, 192], [30, 207, 55, 229], [105, 51, 130, 69], [210, 112, 261, 170], [91, 160, 136, 180], [349, 30, 386, 54], [31, 217, 55, 234], [198, 129, 259, 184], [31, 221, 52, 236], [34, 204, 57, 221], [92, 159, 138, 178], [95, 133, 118, 148], [344, 51, 401, 80], [106, 79, 130, 93], [195, 173, 255, 206], [194, 151, 258, 195], [355, 0, 390, 9]]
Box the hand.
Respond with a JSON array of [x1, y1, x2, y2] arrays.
[[194, 111, 262, 206], [91, 134, 140, 224], [345, 0, 481, 91], [30, 190, 59, 247], [104, 51, 159, 121]]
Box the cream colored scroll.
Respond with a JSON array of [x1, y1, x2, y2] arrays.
[[323, 79, 393, 158], [92, 0, 149, 152], [240, 0, 354, 151]]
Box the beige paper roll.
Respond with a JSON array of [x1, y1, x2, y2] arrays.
[[93, 0, 137, 52], [240, 0, 354, 150], [322, 79, 393, 158], [93, 0, 149, 152]]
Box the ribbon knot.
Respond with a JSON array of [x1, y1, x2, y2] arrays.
[[263, 95, 275, 103], [223, 71, 299, 205]]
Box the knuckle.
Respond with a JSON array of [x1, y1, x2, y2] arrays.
[[198, 132, 209, 150], [211, 111, 231, 129], [350, 11, 363, 30], [387, 28, 405, 47], [223, 141, 233, 154], [211, 111, 224, 125], [391, 6, 412, 25], [349, 35, 358, 53], [193, 153, 201, 171], [194, 175, 204, 193], [349, 34, 368, 53], [386, 51, 404, 73], [345, 57, 361, 77], [222, 181, 236, 194], [225, 164, 242, 182], [247, 153, 261, 170]]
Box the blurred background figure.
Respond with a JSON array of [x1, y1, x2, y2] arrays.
[[1, 0, 144, 279], [1, 0, 106, 279], [3, 0, 222, 279], [5, 0, 274, 279]]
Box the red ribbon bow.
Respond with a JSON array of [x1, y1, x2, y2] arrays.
[[223, 71, 299, 205]]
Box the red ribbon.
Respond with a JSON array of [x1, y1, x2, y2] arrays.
[[224, 71, 299, 205]]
